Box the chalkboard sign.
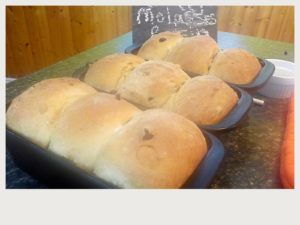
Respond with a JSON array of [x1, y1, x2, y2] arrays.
[[132, 6, 217, 45]]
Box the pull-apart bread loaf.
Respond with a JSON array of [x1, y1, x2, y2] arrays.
[[208, 48, 261, 84], [137, 31, 184, 60], [93, 109, 207, 188], [84, 53, 238, 126], [137, 32, 261, 84], [84, 53, 145, 92], [6, 78, 97, 148], [6, 78, 208, 188], [165, 35, 220, 75]]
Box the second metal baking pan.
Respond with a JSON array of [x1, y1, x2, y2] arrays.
[[124, 43, 275, 92], [6, 127, 225, 189]]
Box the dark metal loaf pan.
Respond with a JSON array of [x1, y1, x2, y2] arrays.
[[124, 43, 275, 92], [6, 127, 225, 189]]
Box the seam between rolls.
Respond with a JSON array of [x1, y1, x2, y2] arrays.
[[162, 75, 190, 109], [115, 61, 144, 91], [163, 36, 185, 60], [207, 48, 221, 73]]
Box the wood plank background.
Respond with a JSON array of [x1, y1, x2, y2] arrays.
[[6, 6, 294, 77]]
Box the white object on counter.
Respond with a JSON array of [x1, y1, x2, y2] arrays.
[[258, 59, 294, 98], [253, 98, 264, 106]]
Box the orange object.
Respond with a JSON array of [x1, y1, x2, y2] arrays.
[[280, 95, 294, 188]]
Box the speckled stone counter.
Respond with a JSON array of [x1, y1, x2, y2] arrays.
[[209, 96, 289, 188], [6, 31, 294, 188]]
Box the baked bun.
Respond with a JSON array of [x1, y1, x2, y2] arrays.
[[137, 31, 184, 60], [84, 53, 145, 92], [117, 60, 190, 108], [208, 48, 261, 84], [164, 75, 238, 125], [94, 109, 207, 188], [6, 78, 97, 148], [49, 93, 140, 171], [165, 35, 220, 75]]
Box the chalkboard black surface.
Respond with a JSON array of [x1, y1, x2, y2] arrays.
[[132, 6, 217, 45]]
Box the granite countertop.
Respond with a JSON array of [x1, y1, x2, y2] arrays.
[[6, 31, 294, 188]]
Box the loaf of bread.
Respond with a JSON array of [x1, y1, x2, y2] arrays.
[[7, 78, 207, 188], [137, 31, 184, 60], [84, 53, 145, 92], [6, 78, 97, 148], [84, 54, 238, 126], [208, 48, 262, 84], [165, 35, 220, 75], [164, 75, 239, 125]]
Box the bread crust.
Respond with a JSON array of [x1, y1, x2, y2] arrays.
[[48, 93, 140, 171], [164, 75, 239, 125], [6, 78, 97, 148], [208, 48, 261, 84], [94, 109, 207, 188], [117, 60, 190, 108], [137, 31, 184, 60], [165, 35, 220, 75], [84, 53, 145, 92]]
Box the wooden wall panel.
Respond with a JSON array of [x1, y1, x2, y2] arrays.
[[6, 6, 294, 77], [7, 6, 35, 75], [23, 6, 53, 68], [240, 6, 259, 35], [253, 7, 273, 38], [217, 6, 294, 43], [46, 7, 74, 61], [69, 6, 96, 53]]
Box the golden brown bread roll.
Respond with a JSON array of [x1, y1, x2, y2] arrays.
[[48, 93, 140, 171], [6, 78, 97, 148], [137, 31, 184, 60], [163, 75, 239, 125], [208, 48, 261, 84], [84, 53, 145, 92], [94, 109, 207, 188], [117, 60, 190, 108], [165, 35, 220, 75]]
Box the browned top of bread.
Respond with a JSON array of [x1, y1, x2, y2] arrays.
[[208, 48, 261, 84], [93, 109, 207, 188], [48, 93, 140, 171], [163, 75, 238, 125], [117, 60, 190, 108], [137, 31, 184, 60], [165, 35, 220, 75], [6, 78, 97, 148], [84, 53, 145, 92]]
